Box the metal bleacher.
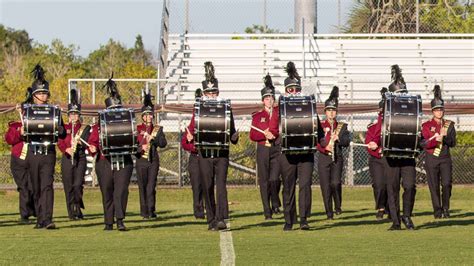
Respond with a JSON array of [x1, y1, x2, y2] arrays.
[[164, 34, 473, 106]]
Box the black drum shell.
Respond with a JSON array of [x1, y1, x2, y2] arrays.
[[382, 93, 422, 158], [279, 95, 318, 154], [23, 104, 60, 144], [99, 109, 138, 156], [194, 99, 230, 150]]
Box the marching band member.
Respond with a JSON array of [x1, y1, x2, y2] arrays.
[[4, 88, 36, 224], [384, 65, 417, 231], [25, 64, 66, 229], [250, 74, 281, 220], [421, 85, 456, 219], [88, 77, 133, 231], [365, 88, 389, 220], [181, 88, 205, 220], [317, 86, 351, 220], [58, 88, 90, 220], [135, 89, 167, 219], [278, 62, 314, 231], [185, 62, 239, 231]]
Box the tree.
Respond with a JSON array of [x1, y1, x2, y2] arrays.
[[344, 0, 473, 33]]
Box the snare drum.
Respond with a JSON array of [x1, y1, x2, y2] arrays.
[[99, 108, 138, 156], [279, 94, 318, 154], [382, 92, 422, 158], [23, 104, 61, 145], [194, 98, 231, 151]]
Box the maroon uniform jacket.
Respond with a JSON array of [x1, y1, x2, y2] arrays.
[[317, 119, 350, 155], [249, 106, 279, 146], [4, 121, 25, 158], [181, 112, 198, 154], [57, 122, 84, 158], [421, 118, 456, 158], [365, 113, 383, 159]]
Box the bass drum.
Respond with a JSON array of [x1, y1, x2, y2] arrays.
[[279, 94, 318, 154], [23, 104, 61, 144], [382, 92, 422, 158], [194, 98, 231, 151], [99, 108, 138, 156]]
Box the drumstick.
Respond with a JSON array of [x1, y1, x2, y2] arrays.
[[250, 125, 266, 134], [350, 142, 369, 147], [428, 133, 439, 141], [80, 138, 91, 147]]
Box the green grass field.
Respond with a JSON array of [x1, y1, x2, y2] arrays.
[[0, 186, 473, 265]]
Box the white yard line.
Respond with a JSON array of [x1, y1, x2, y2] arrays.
[[219, 221, 235, 266]]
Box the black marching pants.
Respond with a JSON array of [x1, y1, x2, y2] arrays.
[[96, 157, 133, 225], [280, 153, 313, 225], [198, 156, 228, 224], [385, 158, 416, 226], [61, 154, 87, 218], [256, 144, 281, 217], [425, 153, 452, 216], [135, 157, 160, 217], [26, 151, 56, 225], [318, 153, 343, 217], [10, 155, 35, 218], [188, 154, 204, 218], [369, 156, 388, 210]]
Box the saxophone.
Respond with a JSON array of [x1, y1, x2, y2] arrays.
[[142, 125, 161, 160], [70, 124, 85, 165]]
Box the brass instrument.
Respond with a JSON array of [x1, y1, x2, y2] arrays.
[[433, 119, 452, 157], [142, 125, 161, 160]]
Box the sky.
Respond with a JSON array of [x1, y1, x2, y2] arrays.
[[0, 0, 354, 57]]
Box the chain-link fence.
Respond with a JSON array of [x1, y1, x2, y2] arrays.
[[1, 114, 473, 186], [167, 0, 473, 34]]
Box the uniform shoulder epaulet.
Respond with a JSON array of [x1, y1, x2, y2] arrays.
[[367, 123, 375, 129], [251, 110, 260, 117]]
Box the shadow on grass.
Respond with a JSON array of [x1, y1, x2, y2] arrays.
[[230, 220, 283, 231], [417, 218, 474, 230], [412, 209, 461, 217], [127, 220, 207, 231], [0, 212, 20, 217]]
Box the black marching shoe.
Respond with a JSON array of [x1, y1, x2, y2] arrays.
[[104, 224, 113, 231], [45, 222, 56, 230], [272, 207, 281, 214], [283, 223, 293, 231], [442, 209, 450, 219], [195, 214, 205, 220], [33, 222, 44, 229], [401, 216, 415, 230], [150, 212, 158, 219], [388, 224, 402, 231], [217, 220, 227, 230], [376, 210, 384, 221], [335, 209, 342, 216], [117, 220, 127, 231], [300, 218, 310, 230], [264, 215, 273, 220], [327, 214, 334, 220], [19, 217, 32, 225], [208, 220, 217, 231]]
